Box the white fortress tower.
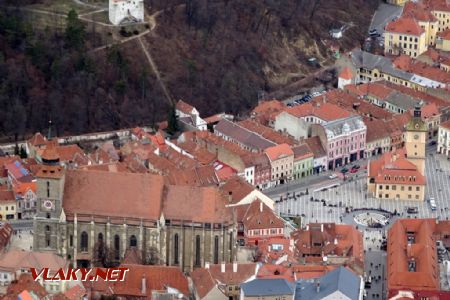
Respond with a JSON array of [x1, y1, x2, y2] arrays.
[[109, 0, 144, 26]]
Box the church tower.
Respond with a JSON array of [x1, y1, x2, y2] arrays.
[[33, 141, 66, 253], [405, 103, 427, 176]]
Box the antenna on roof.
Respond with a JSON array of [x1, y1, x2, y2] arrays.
[[47, 120, 52, 140]]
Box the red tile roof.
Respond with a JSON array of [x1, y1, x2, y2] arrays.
[[292, 144, 313, 160], [387, 219, 445, 293], [63, 284, 87, 300], [441, 119, 450, 130], [3, 274, 48, 300], [265, 143, 294, 161], [339, 67, 353, 80], [238, 120, 297, 146], [191, 263, 257, 297], [286, 102, 353, 121], [107, 265, 189, 298], [28, 133, 47, 147], [236, 199, 284, 230], [41, 141, 60, 161], [404, 1, 437, 22], [438, 29, 450, 40], [176, 100, 195, 114], [385, 16, 424, 36], [163, 186, 232, 223], [251, 100, 286, 126], [0, 190, 14, 202], [63, 170, 164, 221], [304, 136, 326, 158], [393, 55, 450, 84], [220, 176, 254, 204], [368, 148, 426, 185]]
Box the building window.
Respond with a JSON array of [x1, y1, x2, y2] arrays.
[[385, 194, 389, 198], [47, 182, 50, 198], [408, 186, 412, 191], [214, 236, 219, 264], [129, 235, 137, 247], [392, 185, 396, 190], [174, 234, 179, 265], [416, 187, 420, 191], [195, 235, 201, 267], [69, 235, 73, 247], [114, 235, 120, 260], [80, 231, 88, 252], [45, 225, 51, 247]]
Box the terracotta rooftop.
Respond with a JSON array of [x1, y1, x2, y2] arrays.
[[344, 82, 393, 99], [438, 29, 450, 40], [176, 99, 195, 114], [0, 223, 13, 251], [62, 284, 87, 300], [0, 250, 67, 273], [165, 165, 219, 187], [79, 162, 129, 173], [387, 219, 448, 292], [54, 144, 85, 162], [393, 55, 450, 84], [286, 102, 353, 122], [163, 185, 232, 223], [62, 169, 164, 220], [28, 133, 47, 147], [441, 119, 450, 130], [0, 156, 19, 178], [339, 67, 353, 80], [41, 141, 60, 162], [291, 223, 364, 268], [364, 118, 391, 143], [236, 199, 284, 230], [385, 16, 424, 36], [251, 100, 286, 126], [220, 176, 254, 204], [265, 143, 294, 162], [160, 147, 198, 170], [0, 190, 15, 202], [176, 140, 217, 165], [3, 274, 48, 300], [404, 1, 437, 22], [304, 136, 326, 158], [423, 0, 450, 12], [191, 263, 257, 298], [110, 264, 189, 298], [292, 144, 313, 160], [238, 119, 297, 146]]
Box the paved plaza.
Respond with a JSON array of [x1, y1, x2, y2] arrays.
[[275, 148, 450, 224]]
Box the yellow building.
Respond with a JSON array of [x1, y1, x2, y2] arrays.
[[436, 29, 450, 51], [429, 0, 450, 32], [386, 0, 410, 6], [367, 104, 427, 201], [0, 191, 16, 221], [384, 17, 428, 58]]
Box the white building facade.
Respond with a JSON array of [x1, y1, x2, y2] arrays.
[[109, 0, 144, 26]]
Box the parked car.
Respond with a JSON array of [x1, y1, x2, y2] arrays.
[[329, 174, 337, 179], [429, 141, 437, 146], [429, 197, 437, 211], [352, 164, 360, 169], [369, 29, 378, 35], [407, 207, 419, 214], [350, 168, 358, 173], [341, 167, 349, 174]]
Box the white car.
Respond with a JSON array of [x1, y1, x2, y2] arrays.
[[329, 174, 337, 179], [429, 197, 437, 211]]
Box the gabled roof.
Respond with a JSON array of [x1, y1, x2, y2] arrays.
[[339, 67, 353, 80], [265, 143, 294, 162], [385, 16, 424, 36], [241, 278, 295, 296], [63, 170, 164, 220], [163, 185, 232, 223], [292, 144, 313, 160], [295, 266, 361, 300], [0, 250, 67, 272], [3, 274, 48, 300], [285, 102, 352, 122], [236, 199, 284, 230], [304, 136, 326, 158], [110, 264, 189, 298], [176, 99, 195, 114], [28, 133, 47, 147], [437, 29, 450, 40], [220, 176, 254, 204]]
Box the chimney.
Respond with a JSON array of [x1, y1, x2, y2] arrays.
[[260, 201, 263, 212], [321, 224, 324, 232], [221, 262, 226, 273], [205, 262, 210, 269], [233, 261, 238, 273], [316, 280, 320, 293], [141, 275, 147, 295]]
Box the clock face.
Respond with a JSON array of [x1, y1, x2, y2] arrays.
[[43, 200, 53, 210], [414, 134, 419, 140]]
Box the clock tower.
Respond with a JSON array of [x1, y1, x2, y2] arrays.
[[33, 141, 66, 253], [405, 103, 427, 176]]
